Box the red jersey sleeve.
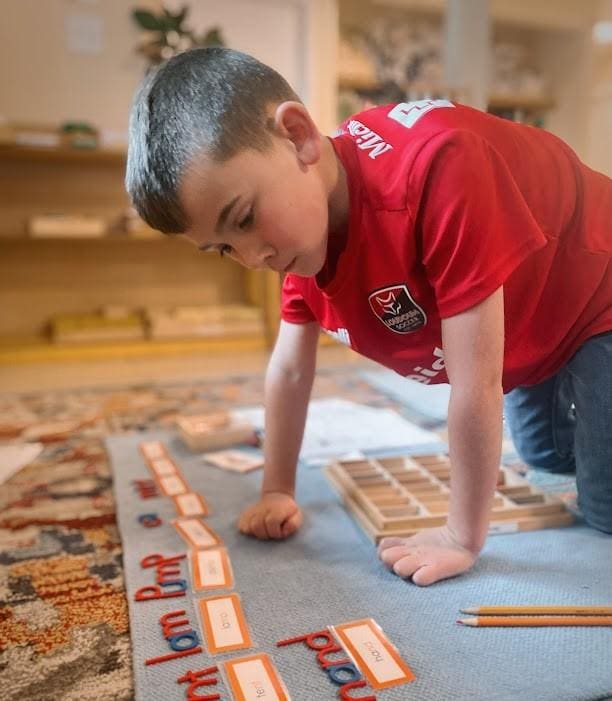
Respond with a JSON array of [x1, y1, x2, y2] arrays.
[[280, 273, 317, 324], [416, 129, 548, 318]]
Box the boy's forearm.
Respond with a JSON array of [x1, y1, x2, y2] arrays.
[[261, 361, 315, 496], [446, 383, 503, 553]]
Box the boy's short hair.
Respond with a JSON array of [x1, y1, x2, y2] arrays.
[[126, 47, 300, 234]]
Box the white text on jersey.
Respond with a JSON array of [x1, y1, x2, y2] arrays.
[[405, 346, 446, 384], [346, 120, 393, 160]]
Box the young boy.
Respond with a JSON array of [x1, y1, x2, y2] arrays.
[[127, 48, 612, 586]]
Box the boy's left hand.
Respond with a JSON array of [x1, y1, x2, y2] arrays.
[[377, 525, 478, 586]]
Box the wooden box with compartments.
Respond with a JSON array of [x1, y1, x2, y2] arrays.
[[325, 453, 574, 542]]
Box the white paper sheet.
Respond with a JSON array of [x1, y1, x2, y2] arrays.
[[0, 443, 43, 485], [234, 398, 444, 461]]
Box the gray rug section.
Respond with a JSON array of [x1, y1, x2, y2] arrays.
[[358, 370, 580, 497], [109, 431, 612, 701], [360, 370, 451, 424]]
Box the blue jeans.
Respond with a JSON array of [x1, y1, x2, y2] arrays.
[[504, 331, 612, 534]]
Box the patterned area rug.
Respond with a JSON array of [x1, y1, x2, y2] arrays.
[[0, 370, 395, 701]]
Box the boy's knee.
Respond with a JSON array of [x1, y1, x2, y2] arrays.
[[579, 498, 612, 534], [583, 512, 612, 535], [513, 441, 575, 474]]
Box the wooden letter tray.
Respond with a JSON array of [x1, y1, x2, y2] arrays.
[[324, 453, 574, 542]]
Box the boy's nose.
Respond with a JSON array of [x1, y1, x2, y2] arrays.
[[240, 240, 275, 270]]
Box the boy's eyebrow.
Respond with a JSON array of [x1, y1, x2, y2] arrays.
[[215, 195, 240, 233]]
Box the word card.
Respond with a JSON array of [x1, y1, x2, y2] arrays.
[[202, 449, 264, 473], [190, 547, 234, 591], [332, 618, 415, 690], [172, 518, 223, 549], [197, 593, 253, 654], [223, 653, 291, 701]]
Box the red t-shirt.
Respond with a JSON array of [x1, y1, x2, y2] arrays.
[[281, 101, 612, 391]]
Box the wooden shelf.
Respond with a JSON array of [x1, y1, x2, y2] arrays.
[[339, 75, 380, 92], [0, 335, 267, 365], [0, 136, 282, 350], [0, 232, 166, 243], [0, 143, 126, 166], [339, 75, 555, 113], [487, 94, 555, 111]]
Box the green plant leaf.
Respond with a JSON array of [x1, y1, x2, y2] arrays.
[[200, 27, 225, 47], [132, 9, 162, 31], [162, 5, 189, 32], [177, 6, 188, 26]]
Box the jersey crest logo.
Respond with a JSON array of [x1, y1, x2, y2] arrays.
[[368, 284, 427, 334]]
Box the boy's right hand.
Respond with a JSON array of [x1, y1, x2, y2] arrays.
[[238, 492, 303, 540]]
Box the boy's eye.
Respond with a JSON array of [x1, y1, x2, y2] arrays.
[[238, 208, 254, 230], [219, 244, 233, 257]]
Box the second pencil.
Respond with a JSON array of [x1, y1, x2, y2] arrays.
[[458, 616, 612, 627], [461, 605, 612, 616]]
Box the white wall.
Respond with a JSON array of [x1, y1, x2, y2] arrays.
[[0, 0, 337, 137], [585, 0, 612, 175], [165, 0, 304, 92], [0, 0, 152, 134], [1, 0, 608, 173], [164, 0, 338, 131]]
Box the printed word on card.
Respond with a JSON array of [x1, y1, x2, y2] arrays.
[[190, 548, 233, 591], [158, 473, 189, 497], [223, 654, 291, 701], [172, 518, 223, 549], [147, 456, 178, 478], [173, 492, 209, 517], [197, 593, 253, 654], [203, 449, 264, 473], [332, 618, 415, 689], [139, 441, 166, 461]]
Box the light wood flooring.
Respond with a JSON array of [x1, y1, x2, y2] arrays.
[[1, 345, 371, 394]]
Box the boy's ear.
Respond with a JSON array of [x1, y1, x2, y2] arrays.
[[272, 101, 321, 166]]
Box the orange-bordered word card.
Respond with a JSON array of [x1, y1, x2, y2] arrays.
[[173, 492, 209, 517], [157, 473, 189, 497], [197, 593, 253, 654], [223, 653, 291, 701], [172, 518, 223, 550], [139, 440, 167, 461], [147, 456, 178, 478], [191, 547, 233, 591], [202, 449, 264, 473], [332, 618, 415, 689]]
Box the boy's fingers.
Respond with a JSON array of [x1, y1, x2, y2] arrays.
[[379, 544, 411, 568], [411, 557, 467, 586], [264, 512, 283, 539], [411, 564, 443, 587], [391, 553, 422, 579], [250, 513, 270, 540], [377, 537, 410, 555], [237, 509, 252, 533], [281, 510, 303, 537]]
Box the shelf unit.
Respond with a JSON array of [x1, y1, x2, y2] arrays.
[[338, 76, 556, 113], [0, 143, 126, 166], [336, 0, 591, 139], [0, 143, 282, 362], [0, 334, 268, 366]]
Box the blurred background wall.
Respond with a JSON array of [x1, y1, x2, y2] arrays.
[[0, 0, 610, 372]]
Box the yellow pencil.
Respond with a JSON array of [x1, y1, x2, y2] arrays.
[[460, 606, 612, 616], [457, 615, 612, 627]]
